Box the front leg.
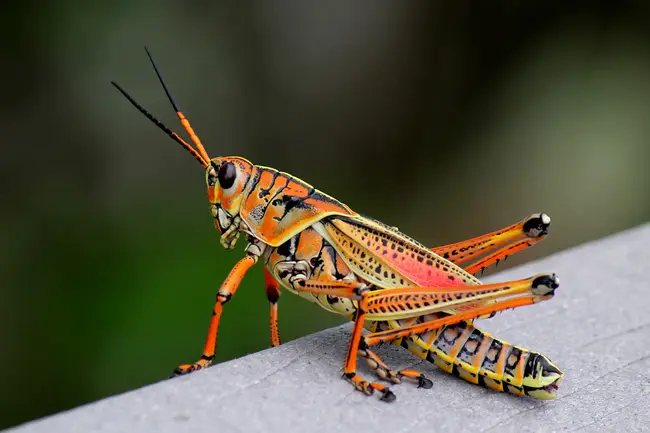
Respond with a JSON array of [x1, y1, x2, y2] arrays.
[[171, 242, 264, 376]]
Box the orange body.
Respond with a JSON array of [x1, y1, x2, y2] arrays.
[[202, 157, 561, 398], [111, 48, 562, 401]]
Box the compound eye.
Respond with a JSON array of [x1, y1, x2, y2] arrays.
[[207, 165, 218, 187], [218, 161, 237, 189]]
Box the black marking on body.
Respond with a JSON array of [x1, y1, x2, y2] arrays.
[[524, 352, 540, 380], [249, 205, 266, 222], [432, 320, 469, 355], [257, 170, 281, 200], [505, 346, 523, 374], [540, 356, 562, 377], [324, 245, 347, 280], [506, 384, 524, 395], [265, 174, 290, 212], [313, 190, 349, 208], [274, 194, 311, 222], [247, 169, 262, 194], [309, 256, 323, 269], [267, 179, 324, 223], [277, 233, 299, 259], [457, 329, 483, 364], [326, 295, 340, 304], [481, 339, 504, 373], [477, 374, 488, 389]]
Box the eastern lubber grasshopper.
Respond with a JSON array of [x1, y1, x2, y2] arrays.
[[111, 48, 563, 402]]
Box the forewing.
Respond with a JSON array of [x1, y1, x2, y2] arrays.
[[314, 215, 481, 289]]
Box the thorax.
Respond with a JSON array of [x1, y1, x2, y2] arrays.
[[264, 225, 359, 317]]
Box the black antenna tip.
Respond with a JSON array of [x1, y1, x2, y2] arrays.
[[110, 80, 129, 99], [111, 80, 174, 137], [144, 46, 181, 113]]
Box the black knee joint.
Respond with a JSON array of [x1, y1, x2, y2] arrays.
[[266, 291, 280, 304], [359, 337, 368, 351], [217, 293, 232, 304]]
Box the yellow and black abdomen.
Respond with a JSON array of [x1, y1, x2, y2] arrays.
[[376, 317, 563, 399]]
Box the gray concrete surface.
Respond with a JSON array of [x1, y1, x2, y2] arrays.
[[8, 223, 650, 433]]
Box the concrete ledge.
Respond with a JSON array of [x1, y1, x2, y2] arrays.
[[9, 224, 650, 433]]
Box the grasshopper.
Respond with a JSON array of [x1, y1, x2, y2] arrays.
[[111, 48, 563, 402]]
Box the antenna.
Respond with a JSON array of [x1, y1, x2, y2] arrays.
[[111, 81, 209, 167], [144, 46, 211, 164]]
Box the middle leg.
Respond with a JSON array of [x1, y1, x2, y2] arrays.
[[264, 268, 282, 347]]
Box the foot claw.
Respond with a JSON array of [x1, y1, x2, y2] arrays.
[[417, 375, 433, 389], [170, 363, 202, 378], [380, 389, 397, 402]]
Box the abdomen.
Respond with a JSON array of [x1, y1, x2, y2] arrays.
[[372, 317, 563, 399]]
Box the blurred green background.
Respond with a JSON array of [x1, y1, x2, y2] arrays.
[[2, 1, 650, 429]]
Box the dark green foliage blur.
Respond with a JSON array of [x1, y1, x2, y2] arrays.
[[2, 1, 650, 429]]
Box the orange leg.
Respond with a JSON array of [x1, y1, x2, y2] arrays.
[[264, 268, 282, 347], [344, 309, 397, 402], [464, 239, 539, 275], [431, 213, 550, 273], [297, 274, 558, 323], [293, 273, 558, 401], [290, 259, 427, 387], [172, 253, 259, 376], [293, 279, 368, 299], [363, 278, 557, 347], [292, 279, 397, 400]]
